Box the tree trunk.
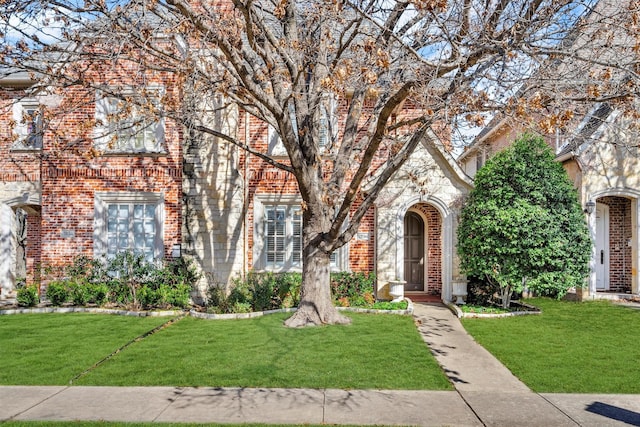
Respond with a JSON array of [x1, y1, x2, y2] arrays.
[[500, 284, 512, 309], [284, 242, 351, 328]]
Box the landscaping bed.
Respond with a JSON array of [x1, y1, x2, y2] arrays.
[[447, 300, 541, 318]]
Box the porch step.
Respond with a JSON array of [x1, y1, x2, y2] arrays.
[[406, 294, 441, 303]]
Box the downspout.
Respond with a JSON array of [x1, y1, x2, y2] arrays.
[[243, 111, 250, 279], [373, 207, 378, 299]]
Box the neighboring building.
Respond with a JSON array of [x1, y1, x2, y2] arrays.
[[0, 71, 184, 298], [0, 71, 472, 303]]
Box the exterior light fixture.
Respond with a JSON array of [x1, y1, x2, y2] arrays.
[[584, 200, 596, 215]]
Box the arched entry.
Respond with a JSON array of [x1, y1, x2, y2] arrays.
[[402, 204, 442, 296], [0, 192, 42, 298], [593, 195, 633, 293]]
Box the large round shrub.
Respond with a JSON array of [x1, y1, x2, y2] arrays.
[[457, 133, 591, 307]]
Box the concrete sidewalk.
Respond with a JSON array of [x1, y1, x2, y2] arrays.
[[2, 385, 640, 426], [1, 303, 639, 426]]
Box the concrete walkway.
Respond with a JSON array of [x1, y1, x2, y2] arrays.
[[1, 303, 639, 426]]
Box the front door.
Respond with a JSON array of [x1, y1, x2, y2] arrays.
[[404, 211, 424, 292], [595, 203, 610, 291]]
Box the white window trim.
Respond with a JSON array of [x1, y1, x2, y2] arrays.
[[253, 194, 348, 272], [94, 86, 166, 154], [267, 95, 338, 157], [11, 99, 43, 151], [94, 192, 165, 261]]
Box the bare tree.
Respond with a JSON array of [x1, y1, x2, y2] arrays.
[[1, 0, 638, 326]]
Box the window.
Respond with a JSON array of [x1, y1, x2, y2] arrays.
[[267, 96, 337, 156], [267, 103, 296, 156], [94, 192, 164, 262], [254, 196, 346, 271], [12, 100, 43, 150], [264, 205, 302, 268], [94, 87, 165, 153]]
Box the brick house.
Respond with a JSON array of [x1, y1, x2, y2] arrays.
[[0, 69, 183, 296], [0, 69, 472, 303]]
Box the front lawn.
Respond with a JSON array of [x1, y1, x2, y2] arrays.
[[462, 298, 640, 393], [0, 314, 171, 385], [0, 312, 451, 390]]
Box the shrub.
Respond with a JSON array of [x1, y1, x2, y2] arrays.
[[330, 272, 375, 306], [206, 284, 232, 313], [17, 285, 39, 307], [46, 280, 69, 306], [88, 283, 109, 306], [227, 280, 252, 308], [40, 253, 198, 310], [168, 283, 191, 308], [246, 272, 302, 311], [205, 271, 378, 313], [69, 281, 91, 306], [457, 134, 591, 308]]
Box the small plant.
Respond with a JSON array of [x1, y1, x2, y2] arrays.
[[46, 280, 69, 306], [460, 304, 510, 314], [17, 285, 39, 307], [371, 300, 408, 310]]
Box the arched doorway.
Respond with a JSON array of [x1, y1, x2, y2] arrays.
[[594, 196, 633, 293], [402, 204, 442, 296]]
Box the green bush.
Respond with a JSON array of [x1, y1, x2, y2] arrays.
[[168, 283, 191, 308], [88, 283, 109, 306], [46, 280, 69, 306], [330, 271, 375, 307], [40, 253, 198, 310], [17, 285, 39, 307], [69, 281, 91, 306], [457, 134, 591, 308], [206, 284, 231, 313], [205, 271, 379, 313]]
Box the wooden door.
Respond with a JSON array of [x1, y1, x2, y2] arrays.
[[404, 211, 424, 291]]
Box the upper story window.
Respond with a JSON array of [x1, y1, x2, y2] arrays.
[[267, 96, 337, 156], [11, 99, 43, 151], [94, 87, 165, 154]]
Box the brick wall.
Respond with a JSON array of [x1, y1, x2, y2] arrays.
[[243, 112, 375, 273]]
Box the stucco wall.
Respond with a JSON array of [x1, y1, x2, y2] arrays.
[[376, 139, 471, 301]]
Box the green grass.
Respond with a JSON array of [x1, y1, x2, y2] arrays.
[[0, 312, 451, 390], [77, 312, 451, 390], [462, 298, 640, 393], [0, 314, 171, 385]]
